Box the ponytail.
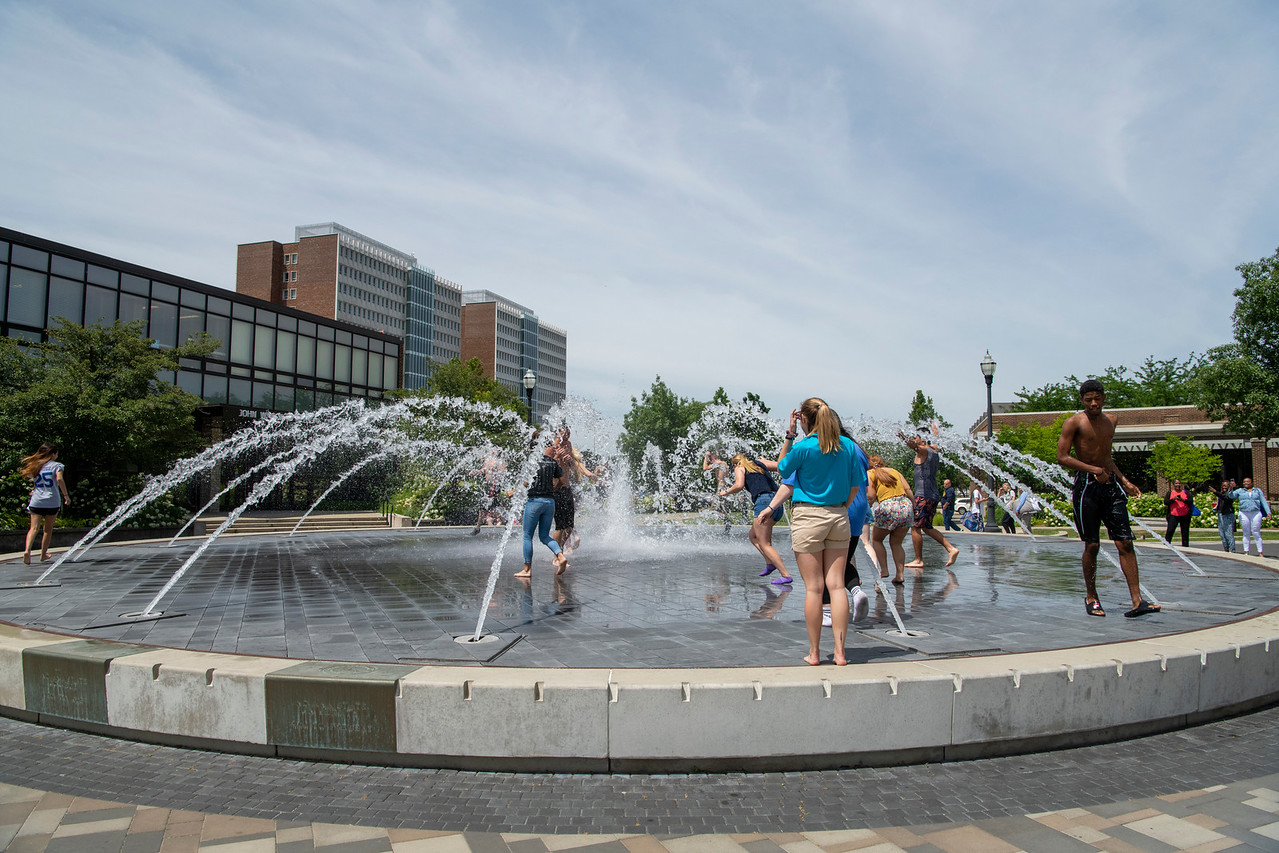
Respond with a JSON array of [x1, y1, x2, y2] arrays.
[[799, 397, 842, 453], [20, 443, 58, 480]]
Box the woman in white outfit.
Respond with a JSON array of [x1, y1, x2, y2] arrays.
[[1231, 477, 1271, 557]]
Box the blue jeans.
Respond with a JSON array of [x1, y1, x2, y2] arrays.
[[522, 496, 562, 564], [942, 507, 960, 531], [1218, 512, 1235, 552]]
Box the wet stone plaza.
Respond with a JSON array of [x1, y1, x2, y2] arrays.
[[1, 528, 1273, 667]]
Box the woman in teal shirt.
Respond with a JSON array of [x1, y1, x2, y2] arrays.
[[776, 397, 866, 666]]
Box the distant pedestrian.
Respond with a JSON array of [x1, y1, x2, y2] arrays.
[[513, 432, 568, 579], [21, 443, 70, 565], [1163, 479, 1192, 548], [1014, 485, 1041, 533], [1231, 477, 1271, 557], [939, 479, 961, 531], [996, 482, 1017, 533], [1207, 478, 1236, 553]]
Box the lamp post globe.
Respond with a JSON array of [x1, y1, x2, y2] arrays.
[[522, 369, 537, 427], [980, 351, 999, 532]]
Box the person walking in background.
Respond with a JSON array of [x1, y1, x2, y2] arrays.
[[1208, 478, 1236, 553], [900, 426, 960, 568], [969, 483, 986, 527], [1014, 484, 1041, 533], [775, 398, 865, 666], [21, 443, 70, 565], [720, 453, 794, 585], [1232, 477, 1271, 557], [1163, 479, 1193, 548], [939, 478, 961, 531]]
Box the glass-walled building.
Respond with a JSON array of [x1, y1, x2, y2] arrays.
[[0, 227, 401, 413]]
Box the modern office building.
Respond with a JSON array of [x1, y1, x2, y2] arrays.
[[237, 224, 566, 417], [0, 226, 402, 421], [236, 223, 463, 391], [460, 290, 567, 424]]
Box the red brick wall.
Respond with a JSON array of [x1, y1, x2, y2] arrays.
[[460, 303, 497, 377], [236, 241, 282, 303], [293, 234, 338, 319]]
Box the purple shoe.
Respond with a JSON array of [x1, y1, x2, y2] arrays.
[[771, 576, 793, 585], [759, 564, 777, 577]]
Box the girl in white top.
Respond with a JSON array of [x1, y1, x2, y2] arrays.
[[21, 443, 70, 565], [1231, 477, 1271, 557]]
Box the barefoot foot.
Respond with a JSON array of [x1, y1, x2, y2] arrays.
[[833, 656, 848, 666], [944, 548, 960, 567], [513, 569, 532, 578], [803, 653, 821, 666], [903, 560, 925, 568]]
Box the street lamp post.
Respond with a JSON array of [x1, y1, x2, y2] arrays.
[[522, 369, 536, 427], [980, 351, 999, 532]]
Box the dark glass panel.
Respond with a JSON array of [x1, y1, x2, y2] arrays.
[[351, 349, 367, 387], [203, 374, 229, 404], [232, 302, 254, 321], [178, 357, 201, 369], [274, 384, 294, 412], [180, 288, 205, 309], [367, 351, 383, 388], [152, 281, 179, 303], [368, 338, 384, 354], [298, 319, 316, 336], [336, 329, 352, 345], [207, 295, 231, 315], [51, 255, 85, 280], [9, 328, 41, 342], [120, 273, 149, 295], [0, 265, 7, 319], [175, 370, 202, 396], [205, 313, 229, 359], [156, 369, 176, 385], [277, 314, 297, 332], [7, 267, 47, 327], [256, 308, 277, 327], [253, 369, 272, 381], [227, 378, 252, 406], [86, 264, 118, 287], [0, 240, 7, 261], [295, 387, 315, 411], [47, 276, 84, 325], [149, 300, 178, 349], [296, 335, 316, 376], [316, 339, 334, 379], [11, 245, 49, 271], [230, 365, 251, 377], [253, 381, 273, 409], [84, 285, 117, 325], [230, 319, 253, 364], [353, 334, 367, 349], [178, 308, 204, 344], [317, 390, 335, 408], [254, 325, 275, 369], [335, 343, 351, 382], [318, 324, 334, 341], [275, 330, 296, 373], [118, 292, 148, 326], [383, 354, 398, 390]]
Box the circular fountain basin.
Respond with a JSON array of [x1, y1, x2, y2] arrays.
[[1, 528, 1277, 771]]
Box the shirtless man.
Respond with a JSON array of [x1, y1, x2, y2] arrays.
[[1056, 379, 1159, 618]]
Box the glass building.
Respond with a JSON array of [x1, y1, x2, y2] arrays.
[[0, 227, 401, 413]]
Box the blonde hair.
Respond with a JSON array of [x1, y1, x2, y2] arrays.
[[20, 444, 58, 480], [872, 466, 899, 488], [729, 453, 763, 475], [799, 397, 842, 454]]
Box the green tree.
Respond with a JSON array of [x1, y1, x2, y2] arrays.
[[1146, 435, 1221, 485], [996, 413, 1070, 467], [424, 357, 527, 415], [617, 376, 706, 471], [709, 387, 731, 407], [907, 390, 952, 428], [0, 319, 217, 521], [1010, 354, 1204, 412], [1193, 248, 1279, 440]]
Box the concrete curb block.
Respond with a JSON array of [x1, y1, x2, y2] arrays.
[[2, 611, 1277, 771]]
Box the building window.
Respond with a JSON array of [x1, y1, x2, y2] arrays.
[[289, 288, 297, 300], [282, 271, 289, 283], [290, 271, 297, 282]]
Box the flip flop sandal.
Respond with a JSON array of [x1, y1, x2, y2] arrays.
[[1085, 600, 1105, 617]]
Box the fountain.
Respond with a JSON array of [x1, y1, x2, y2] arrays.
[[1, 396, 1276, 771]]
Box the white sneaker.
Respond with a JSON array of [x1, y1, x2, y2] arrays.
[[851, 587, 869, 623], [821, 607, 832, 627]]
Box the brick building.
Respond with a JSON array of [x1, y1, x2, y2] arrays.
[[460, 290, 567, 425]]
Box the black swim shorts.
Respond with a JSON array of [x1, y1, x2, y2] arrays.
[[1071, 472, 1134, 544]]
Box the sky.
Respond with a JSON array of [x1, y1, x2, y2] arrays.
[[3, 1, 1278, 430]]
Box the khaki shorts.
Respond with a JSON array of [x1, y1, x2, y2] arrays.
[[790, 504, 851, 554]]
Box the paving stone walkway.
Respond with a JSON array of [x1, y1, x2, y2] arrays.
[[3, 704, 1279, 851]]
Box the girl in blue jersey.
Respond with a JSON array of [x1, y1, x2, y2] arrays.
[[21, 443, 70, 565], [776, 397, 866, 666]]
